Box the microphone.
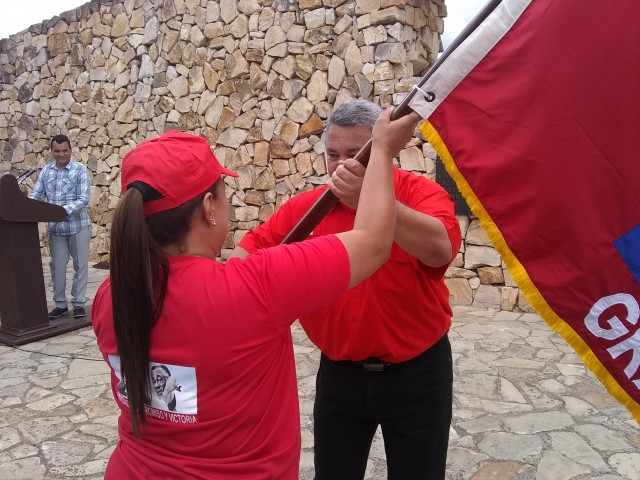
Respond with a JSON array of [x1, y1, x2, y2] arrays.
[[17, 167, 38, 184]]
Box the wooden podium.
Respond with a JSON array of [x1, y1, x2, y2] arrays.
[[0, 173, 92, 346]]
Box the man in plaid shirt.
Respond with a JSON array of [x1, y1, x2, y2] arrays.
[[30, 135, 92, 319]]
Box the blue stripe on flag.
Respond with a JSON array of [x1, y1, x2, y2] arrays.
[[615, 224, 640, 285]]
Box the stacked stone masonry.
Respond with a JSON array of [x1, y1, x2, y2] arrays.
[[0, 0, 532, 312]]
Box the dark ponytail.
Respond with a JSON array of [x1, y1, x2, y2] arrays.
[[110, 188, 169, 437]]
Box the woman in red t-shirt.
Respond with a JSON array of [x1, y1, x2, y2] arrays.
[[92, 108, 420, 479]]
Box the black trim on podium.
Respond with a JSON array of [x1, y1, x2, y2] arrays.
[[0, 173, 92, 346]]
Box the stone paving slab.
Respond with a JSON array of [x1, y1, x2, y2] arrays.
[[0, 260, 638, 479]]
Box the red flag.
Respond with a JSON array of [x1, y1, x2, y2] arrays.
[[410, 0, 640, 423]]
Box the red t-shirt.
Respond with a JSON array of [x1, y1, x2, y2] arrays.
[[92, 235, 349, 479], [239, 167, 462, 362]]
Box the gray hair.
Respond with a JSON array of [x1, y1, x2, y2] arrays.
[[326, 99, 383, 131]]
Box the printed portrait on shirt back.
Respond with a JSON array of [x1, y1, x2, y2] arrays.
[[108, 355, 198, 419]]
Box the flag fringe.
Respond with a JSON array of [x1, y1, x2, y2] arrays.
[[419, 120, 640, 424]]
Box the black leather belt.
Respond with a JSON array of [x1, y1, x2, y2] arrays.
[[352, 333, 450, 372]]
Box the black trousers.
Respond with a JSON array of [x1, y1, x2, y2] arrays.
[[313, 334, 453, 480]]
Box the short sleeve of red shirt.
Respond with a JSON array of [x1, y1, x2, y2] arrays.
[[396, 171, 462, 277], [225, 233, 350, 328]]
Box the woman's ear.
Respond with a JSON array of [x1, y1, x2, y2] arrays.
[[201, 192, 215, 222]]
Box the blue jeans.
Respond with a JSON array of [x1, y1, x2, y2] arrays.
[[313, 334, 453, 480], [49, 226, 91, 308]]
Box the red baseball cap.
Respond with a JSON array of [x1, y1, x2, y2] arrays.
[[121, 131, 238, 216]]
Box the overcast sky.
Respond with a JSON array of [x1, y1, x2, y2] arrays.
[[0, 0, 486, 45], [441, 0, 488, 49], [1, 0, 85, 40]]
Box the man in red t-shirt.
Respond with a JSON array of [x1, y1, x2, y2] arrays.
[[232, 100, 462, 479]]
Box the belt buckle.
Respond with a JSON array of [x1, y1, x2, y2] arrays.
[[361, 358, 386, 372]]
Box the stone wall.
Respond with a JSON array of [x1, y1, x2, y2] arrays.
[[0, 0, 532, 312]]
